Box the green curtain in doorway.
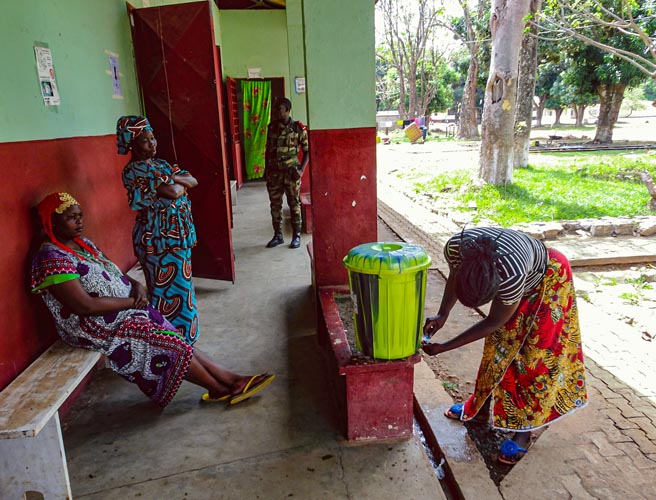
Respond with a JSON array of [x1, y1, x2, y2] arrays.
[[242, 80, 271, 180]]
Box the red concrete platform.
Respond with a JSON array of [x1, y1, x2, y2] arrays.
[[317, 286, 420, 442]]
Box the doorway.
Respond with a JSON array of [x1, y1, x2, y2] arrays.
[[226, 77, 285, 186]]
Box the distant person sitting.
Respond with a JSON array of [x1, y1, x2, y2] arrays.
[[31, 192, 275, 407], [414, 116, 428, 142]]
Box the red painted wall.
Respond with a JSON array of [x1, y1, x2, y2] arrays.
[[0, 135, 136, 391], [309, 127, 377, 287]]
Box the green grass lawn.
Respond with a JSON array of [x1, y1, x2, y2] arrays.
[[406, 151, 656, 226]]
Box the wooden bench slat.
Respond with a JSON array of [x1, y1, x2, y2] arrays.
[[0, 341, 100, 439]]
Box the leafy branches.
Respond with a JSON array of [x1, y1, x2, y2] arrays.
[[376, 0, 447, 118], [539, 1, 656, 81]]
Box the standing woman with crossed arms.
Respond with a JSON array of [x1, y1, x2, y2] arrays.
[[117, 115, 200, 345]]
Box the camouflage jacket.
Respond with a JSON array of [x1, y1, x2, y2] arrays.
[[265, 118, 309, 169]]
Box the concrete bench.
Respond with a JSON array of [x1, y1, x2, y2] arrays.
[[0, 340, 101, 499]]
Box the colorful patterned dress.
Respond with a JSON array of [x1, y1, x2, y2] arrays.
[[445, 228, 587, 431], [122, 158, 199, 345], [31, 240, 192, 407], [462, 247, 588, 430]]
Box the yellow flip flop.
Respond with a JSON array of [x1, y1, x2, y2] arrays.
[[200, 392, 231, 403], [230, 374, 275, 405]]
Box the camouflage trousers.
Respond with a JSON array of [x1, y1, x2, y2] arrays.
[[265, 167, 302, 230]]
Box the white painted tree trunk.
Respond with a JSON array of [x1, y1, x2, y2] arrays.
[[478, 0, 531, 185]]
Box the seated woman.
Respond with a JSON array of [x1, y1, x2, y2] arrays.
[[30, 192, 274, 407]]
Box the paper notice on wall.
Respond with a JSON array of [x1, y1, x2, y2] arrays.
[[247, 67, 262, 79], [34, 45, 60, 106], [294, 77, 306, 94], [108, 53, 123, 99]]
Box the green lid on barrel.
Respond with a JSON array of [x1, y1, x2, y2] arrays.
[[343, 242, 432, 276]]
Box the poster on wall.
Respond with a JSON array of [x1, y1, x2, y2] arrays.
[[107, 51, 123, 99], [34, 45, 60, 106], [294, 77, 306, 94], [247, 67, 262, 79]]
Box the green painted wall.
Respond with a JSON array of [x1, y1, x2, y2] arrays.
[[302, 0, 376, 130], [285, 0, 307, 123], [219, 11, 290, 91], [0, 0, 143, 143]]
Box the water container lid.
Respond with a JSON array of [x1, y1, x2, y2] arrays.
[[342, 242, 432, 276]]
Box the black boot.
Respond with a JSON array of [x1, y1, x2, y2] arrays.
[[290, 231, 301, 249], [266, 232, 284, 248]]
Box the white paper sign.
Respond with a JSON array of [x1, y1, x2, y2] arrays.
[[109, 54, 123, 98], [34, 45, 60, 106], [247, 67, 262, 79], [294, 77, 306, 94]]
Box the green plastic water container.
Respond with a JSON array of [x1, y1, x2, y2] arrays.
[[343, 242, 432, 360]]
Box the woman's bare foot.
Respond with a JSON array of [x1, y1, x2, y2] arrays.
[[229, 373, 271, 397], [513, 431, 531, 448], [229, 373, 275, 405]]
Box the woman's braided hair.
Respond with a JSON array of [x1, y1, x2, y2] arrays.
[[455, 230, 505, 308]]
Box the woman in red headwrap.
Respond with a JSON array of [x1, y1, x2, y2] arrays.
[[30, 193, 274, 407]]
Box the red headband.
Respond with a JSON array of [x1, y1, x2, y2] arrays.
[[36, 192, 98, 259]]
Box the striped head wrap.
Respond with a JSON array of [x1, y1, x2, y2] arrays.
[[116, 115, 153, 155], [37, 192, 98, 259]]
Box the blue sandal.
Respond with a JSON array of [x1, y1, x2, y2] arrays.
[[498, 439, 529, 465], [444, 403, 464, 420]]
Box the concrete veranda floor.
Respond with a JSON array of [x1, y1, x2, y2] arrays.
[[61, 182, 445, 500]]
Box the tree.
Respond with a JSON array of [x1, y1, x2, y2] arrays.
[[541, 1, 656, 82], [375, 49, 397, 111], [563, 38, 646, 142], [513, 0, 543, 169], [377, 0, 444, 119], [539, 0, 656, 141], [375, 46, 459, 115], [534, 61, 562, 126], [443, 0, 491, 139], [425, 62, 459, 113], [478, 0, 532, 185], [621, 86, 647, 117], [644, 79, 656, 100], [544, 76, 568, 125]]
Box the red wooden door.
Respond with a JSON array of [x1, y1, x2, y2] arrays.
[[226, 77, 244, 189], [130, 1, 234, 281]]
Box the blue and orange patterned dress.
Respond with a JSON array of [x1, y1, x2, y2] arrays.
[[122, 158, 199, 345], [31, 239, 192, 407]]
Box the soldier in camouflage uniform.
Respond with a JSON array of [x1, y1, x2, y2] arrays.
[[264, 97, 309, 249]]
